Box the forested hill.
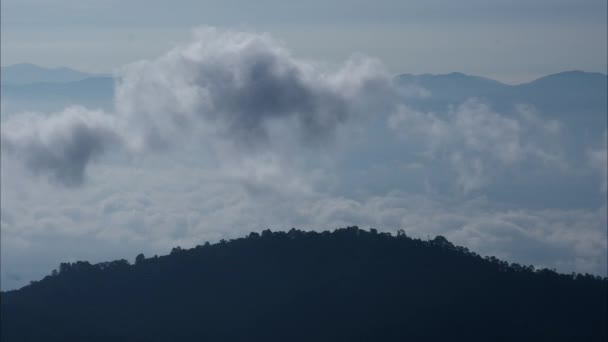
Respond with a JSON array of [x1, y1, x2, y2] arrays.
[[2, 227, 606, 341]]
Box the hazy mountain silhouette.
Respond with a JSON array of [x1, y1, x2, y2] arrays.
[[397, 70, 607, 166], [514, 71, 608, 126], [2, 227, 606, 341], [397, 70, 607, 116], [4, 66, 599, 130], [2, 64, 605, 123], [0, 63, 103, 85], [397, 72, 507, 103]]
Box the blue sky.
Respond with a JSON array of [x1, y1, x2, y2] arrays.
[[1, 0, 606, 83]]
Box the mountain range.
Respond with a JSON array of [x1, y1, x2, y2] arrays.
[[2, 64, 606, 121], [1, 63, 106, 85], [1, 64, 113, 113]]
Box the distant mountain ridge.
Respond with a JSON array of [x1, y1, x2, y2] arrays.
[[3, 63, 605, 88], [396, 70, 607, 134], [2, 227, 606, 341], [397, 70, 607, 87], [1, 64, 604, 142], [396, 70, 608, 103], [0, 63, 107, 85]]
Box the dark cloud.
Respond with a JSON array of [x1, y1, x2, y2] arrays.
[[115, 28, 392, 149], [1, 107, 121, 186], [1, 28, 393, 185]]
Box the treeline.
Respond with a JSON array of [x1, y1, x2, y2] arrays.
[[2, 227, 607, 341]]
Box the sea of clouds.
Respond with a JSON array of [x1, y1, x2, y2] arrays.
[[1, 27, 606, 290]]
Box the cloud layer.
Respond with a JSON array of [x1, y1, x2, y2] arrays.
[[388, 101, 564, 192], [1, 27, 606, 290], [2, 28, 393, 185]]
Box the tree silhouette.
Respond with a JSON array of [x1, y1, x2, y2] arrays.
[[1, 227, 606, 341]]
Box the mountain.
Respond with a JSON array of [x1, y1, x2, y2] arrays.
[[397, 70, 607, 163], [513, 71, 608, 125], [2, 227, 606, 341], [397, 72, 509, 103], [518, 70, 608, 94], [0, 63, 104, 85], [2, 65, 604, 121], [397, 70, 607, 115]]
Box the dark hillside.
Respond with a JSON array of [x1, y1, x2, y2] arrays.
[[2, 227, 606, 341]]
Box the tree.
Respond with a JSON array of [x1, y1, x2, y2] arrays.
[[59, 262, 72, 274], [135, 253, 145, 265]]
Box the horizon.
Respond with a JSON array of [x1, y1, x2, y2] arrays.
[[2, 61, 607, 86], [2, 1, 607, 84]]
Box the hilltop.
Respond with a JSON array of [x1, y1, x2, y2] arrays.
[[2, 227, 606, 341]]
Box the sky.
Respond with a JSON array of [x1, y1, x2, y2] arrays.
[[0, 1, 607, 290], [1, 0, 607, 83]]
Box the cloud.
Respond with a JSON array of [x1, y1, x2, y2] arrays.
[[1, 27, 394, 184], [387, 99, 564, 192], [1, 106, 122, 186], [115, 27, 393, 151], [588, 131, 607, 193], [2, 158, 606, 290]]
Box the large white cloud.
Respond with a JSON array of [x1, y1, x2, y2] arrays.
[[1, 27, 394, 185]]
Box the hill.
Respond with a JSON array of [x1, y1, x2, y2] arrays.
[[1, 227, 606, 341]]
